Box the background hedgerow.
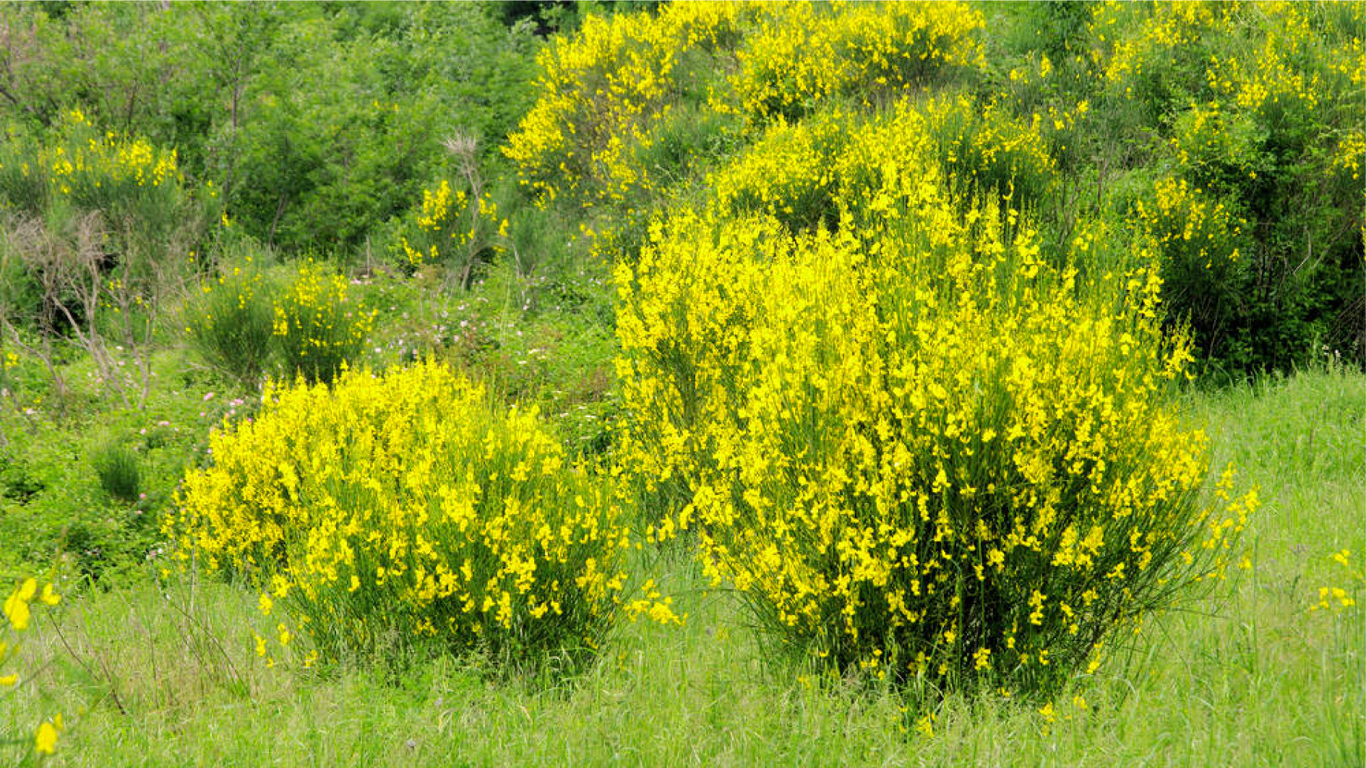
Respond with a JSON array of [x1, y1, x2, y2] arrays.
[[165, 360, 678, 670]]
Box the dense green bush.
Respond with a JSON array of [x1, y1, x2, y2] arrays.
[[90, 440, 141, 504], [185, 251, 278, 389]]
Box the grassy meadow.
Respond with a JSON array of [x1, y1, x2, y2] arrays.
[[1, 364, 1359, 766], [0, 2, 1362, 765]]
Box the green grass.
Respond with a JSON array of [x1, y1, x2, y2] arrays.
[[3, 364, 1363, 766]]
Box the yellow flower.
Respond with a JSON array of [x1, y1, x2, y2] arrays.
[[4, 579, 37, 630], [35, 715, 62, 755]]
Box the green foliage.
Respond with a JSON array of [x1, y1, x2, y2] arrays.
[[90, 440, 141, 503], [0, 2, 540, 253], [0, 348, 228, 583], [184, 249, 278, 390]]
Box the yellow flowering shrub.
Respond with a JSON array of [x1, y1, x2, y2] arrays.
[[1098, 1, 1229, 111], [1165, 102, 1269, 195], [166, 361, 676, 668], [709, 95, 1056, 237], [0, 109, 186, 242], [2, 578, 63, 758], [503, 2, 985, 209], [1095, 1, 1354, 146], [840, 96, 1058, 222], [732, 1, 985, 121], [1131, 176, 1247, 358], [616, 143, 1254, 694], [271, 259, 374, 385], [708, 110, 851, 231], [398, 177, 510, 289], [502, 1, 748, 206]]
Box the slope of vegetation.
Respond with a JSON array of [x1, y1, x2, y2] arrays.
[[0, 1, 1361, 763]]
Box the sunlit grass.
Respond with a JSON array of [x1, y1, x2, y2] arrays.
[[5, 365, 1360, 766]]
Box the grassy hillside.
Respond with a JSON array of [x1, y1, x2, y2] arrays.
[[3, 366, 1361, 766], [0, 2, 1362, 763]]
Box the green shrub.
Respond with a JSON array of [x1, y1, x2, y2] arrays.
[[709, 109, 850, 232], [185, 253, 277, 389], [0, 110, 204, 257], [91, 441, 141, 504]]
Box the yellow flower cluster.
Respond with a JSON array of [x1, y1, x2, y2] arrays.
[[708, 109, 850, 230], [1131, 175, 1246, 350], [615, 100, 1254, 692], [2, 578, 60, 633], [1311, 549, 1363, 615], [400, 179, 508, 268], [2, 579, 63, 756], [503, 2, 983, 207], [166, 361, 676, 665], [1099, 1, 1362, 128], [709, 95, 1056, 233], [1332, 130, 1366, 182], [859, 96, 1056, 212], [502, 1, 747, 205], [732, 1, 985, 121], [195, 264, 268, 328], [271, 260, 374, 384], [1099, 1, 1228, 90], [1135, 177, 1244, 267], [0, 108, 182, 218], [45, 109, 178, 195]]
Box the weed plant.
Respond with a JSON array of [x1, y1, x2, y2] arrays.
[[90, 441, 141, 504], [185, 255, 277, 390]]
